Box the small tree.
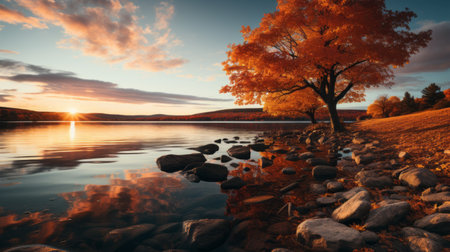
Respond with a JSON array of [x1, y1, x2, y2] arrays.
[[367, 95, 401, 118], [221, 0, 431, 132], [264, 89, 324, 124], [388, 96, 402, 116], [421, 83, 445, 108]]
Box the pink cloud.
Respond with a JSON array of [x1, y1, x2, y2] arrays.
[[0, 3, 47, 29], [3, 0, 184, 72], [0, 49, 19, 54]]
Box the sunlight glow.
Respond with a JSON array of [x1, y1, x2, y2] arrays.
[[69, 121, 76, 141], [69, 108, 77, 115]]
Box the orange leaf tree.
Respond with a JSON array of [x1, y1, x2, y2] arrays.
[[264, 89, 324, 124], [221, 0, 431, 132]]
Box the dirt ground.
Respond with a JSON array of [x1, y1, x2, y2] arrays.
[[350, 107, 450, 179]]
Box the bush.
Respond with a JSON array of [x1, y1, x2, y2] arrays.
[[433, 99, 450, 109]]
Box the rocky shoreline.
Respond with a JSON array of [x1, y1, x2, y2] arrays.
[[6, 125, 449, 252]]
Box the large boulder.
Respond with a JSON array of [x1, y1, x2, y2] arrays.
[[402, 227, 444, 252], [296, 218, 364, 251], [194, 163, 229, 182], [183, 219, 231, 251], [157, 153, 206, 173], [399, 168, 438, 189], [104, 224, 155, 250], [190, 144, 219, 155], [312, 165, 337, 180], [365, 201, 410, 230], [221, 177, 246, 190], [332, 191, 371, 223], [421, 191, 450, 203], [414, 213, 450, 235], [227, 146, 251, 159]]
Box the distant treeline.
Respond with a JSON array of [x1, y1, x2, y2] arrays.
[[0, 107, 366, 122], [366, 84, 450, 118]]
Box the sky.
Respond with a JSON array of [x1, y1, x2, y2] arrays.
[[0, 0, 449, 115]]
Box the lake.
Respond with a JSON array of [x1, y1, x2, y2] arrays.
[[0, 121, 312, 251]]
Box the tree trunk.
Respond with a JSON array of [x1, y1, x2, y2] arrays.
[[306, 111, 317, 124], [327, 102, 342, 132]]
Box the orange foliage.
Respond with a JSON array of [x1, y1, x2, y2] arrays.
[[221, 0, 431, 131], [367, 95, 401, 118]]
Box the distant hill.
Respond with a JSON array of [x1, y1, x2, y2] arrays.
[[0, 106, 366, 121]]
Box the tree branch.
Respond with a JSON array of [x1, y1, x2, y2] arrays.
[[335, 82, 354, 102], [336, 60, 367, 76]]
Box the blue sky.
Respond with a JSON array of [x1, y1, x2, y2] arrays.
[[0, 0, 449, 115]]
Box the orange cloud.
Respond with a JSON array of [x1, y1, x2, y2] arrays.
[[3, 0, 184, 71], [0, 3, 47, 29], [0, 49, 19, 54]]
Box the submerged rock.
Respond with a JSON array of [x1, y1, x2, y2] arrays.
[[259, 157, 273, 168], [296, 218, 364, 251], [227, 145, 251, 159], [182, 219, 230, 251], [190, 143, 219, 155], [221, 177, 246, 190], [157, 153, 206, 173]]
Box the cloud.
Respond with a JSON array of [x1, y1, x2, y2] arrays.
[[0, 59, 231, 105], [0, 94, 13, 102], [0, 49, 19, 54], [396, 21, 450, 73], [2, 0, 185, 71], [0, 3, 47, 29]]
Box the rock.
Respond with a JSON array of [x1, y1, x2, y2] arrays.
[[437, 201, 450, 213], [435, 183, 450, 192], [190, 144, 219, 155], [326, 181, 344, 192], [352, 137, 366, 144], [365, 201, 410, 230], [316, 196, 337, 206], [354, 153, 376, 165], [4, 245, 67, 252], [233, 136, 240, 140], [271, 249, 293, 252], [259, 157, 273, 168], [182, 219, 230, 251], [194, 163, 229, 182], [332, 191, 371, 223], [361, 231, 379, 244], [230, 162, 239, 168], [392, 167, 412, 178], [310, 183, 327, 194], [249, 143, 269, 151], [221, 177, 246, 190], [104, 224, 155, 250], [336, 187, 369, 201], [414, 213, 450, 235], [157, 153, 206, 173], [243, 195, 275, 205], [280, 182, 299, 193], [399, 168, 438, 189], [154, 222, 181, 234], [267, 221, 294, 235], [227, 146, 251, 159], [285, 153, 300, 161], [282, 167, 296, 175], [186, 174, 200, 183], [318, 136, 327, 145], [393, 186, 409, 192], [296, 218, 364, 251], [225, 140, 238, 144], [183, 162, 204, 172], [399, 151, 411, 159], [214, 139, 221, 143], [356, 170, 393, 188], [142, 232, 183, 250], [421, 191, 450, 203], [312, 165, 337, 180], [306, 158, 329, 166], [299, 152, 314, 160], [445, 149, 450, 155], [221, 155, 232, 163], [402, 227, 444, 252], [243, 167, 250, 172]]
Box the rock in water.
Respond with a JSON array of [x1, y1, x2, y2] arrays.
[[332, 191, 371, 223], [399, 168, 438, 189], [282, 167, 296, 175], [312, 165, 337, 179], [194, 163, 229, 182], [259, 157, 273, 168], [104, 224, 155, 251], [296, 218, 364, 251], [227, 146, 251, 159], [157, 153, 206, 173], [365, 201, 410, 230], [220, 155, 232, 163], [190, 143, 220, 155], [414, 213, 450, 235], [221, 177, 246, 190], [182, 219, 230, 251], [248, 143, 269, 151]]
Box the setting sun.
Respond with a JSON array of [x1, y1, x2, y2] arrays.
[[68, 108, 77, 115]]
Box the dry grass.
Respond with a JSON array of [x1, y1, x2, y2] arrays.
[[351, 108, 450, 180]]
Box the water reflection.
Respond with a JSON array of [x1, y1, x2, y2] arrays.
[[69, 121, 76, 141]]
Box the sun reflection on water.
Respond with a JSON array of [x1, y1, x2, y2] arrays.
[[69, 121, 76, 141]]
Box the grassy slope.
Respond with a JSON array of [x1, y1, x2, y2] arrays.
[[351, 107, 450, 179]]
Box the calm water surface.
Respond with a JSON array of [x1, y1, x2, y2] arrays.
[[0, 121, 308, 250]]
